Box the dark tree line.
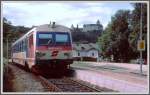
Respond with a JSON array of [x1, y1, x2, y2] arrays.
[[3, 17, 31, 42], [3, 17, 31, 58], [71, 30, 102, 43]]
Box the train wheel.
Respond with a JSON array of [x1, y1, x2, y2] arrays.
[[25, 62, 30, 72], [31, 66, 40, 75]]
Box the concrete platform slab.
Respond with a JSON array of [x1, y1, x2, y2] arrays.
[[71, 62, 148, 93]]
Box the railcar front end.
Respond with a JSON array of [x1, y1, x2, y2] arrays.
[[32, 31, 73, 75]]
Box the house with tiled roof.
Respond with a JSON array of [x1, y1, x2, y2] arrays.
[[72, 43, 100, 61]]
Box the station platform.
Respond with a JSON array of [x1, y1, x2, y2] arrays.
[[70, 61, 148, 93]]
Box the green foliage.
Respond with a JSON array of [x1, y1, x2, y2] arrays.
[[3, 17, 31, 43], [3, 17, 31, 58], [129, 3, 147, 59], [111, 10, 130, 33], [98, 10, 132, 62], [98, 23, 113, 58], [98, 3, 147, 62]]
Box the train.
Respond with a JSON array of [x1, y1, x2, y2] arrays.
[[11, 22, 73, 75]]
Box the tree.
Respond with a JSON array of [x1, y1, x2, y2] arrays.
[[3, 17, 30, 58], [98, 23, 113, 58], [129, 3, 147, 59], [98, 3, 147, 63], [109, 10, 132, 62], [98, 10, 132, 62]]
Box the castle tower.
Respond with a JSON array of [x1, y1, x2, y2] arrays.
[[96, 20, 100, 25], [71, 24, 74, 29]]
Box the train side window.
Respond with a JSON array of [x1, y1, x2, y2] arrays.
[[21, 41, 23, 52], [23, 41, 24, 51], [16, 44, 18, 52], [14, 45, 16, 52], [17, 43, 19, 52], [13, 46, 15, 52], [17, 44, 18, 52], [20, 42, 22, 52], [25, 40, 26, 50], [21, 42, 22, 51], [22, 40, 24, 51], [23, 40, 25, 51], [19, 43, 20, 52], [24, 39, 27, 51], [16, 45, 17, 52], [22, 41, 23, 51], [21, 42, 22, 52], [13, 46, 14, 53], [18, 43, 19, 52]]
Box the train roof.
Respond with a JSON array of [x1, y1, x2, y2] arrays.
[[36, 24, 70, 32], [12, 23, 70, 46]]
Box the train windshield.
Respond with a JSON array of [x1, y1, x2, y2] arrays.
[[37, 32, 71, 46], [56, 34, 68, 43], [38, 34, 53, 45], [55, 33, 71, 45]]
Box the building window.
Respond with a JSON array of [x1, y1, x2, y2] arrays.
[[78, 52, 80, 56], [92, 53, 94, 56], [81, 47, 85, 50]]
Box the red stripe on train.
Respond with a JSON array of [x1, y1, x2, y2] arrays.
[[36, 46, 72, 51]]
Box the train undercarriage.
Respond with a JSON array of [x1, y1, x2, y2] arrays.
[[31, 59, 73, 77]]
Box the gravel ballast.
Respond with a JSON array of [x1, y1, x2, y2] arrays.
[[3, 64, 45, 92]]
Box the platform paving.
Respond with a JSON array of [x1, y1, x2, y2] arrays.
[[71, 61, 148, 93]]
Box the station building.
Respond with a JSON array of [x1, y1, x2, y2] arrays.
[[72, 43, 100, 62]]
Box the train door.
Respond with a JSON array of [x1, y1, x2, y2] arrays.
[[28, 34, 34, 58]]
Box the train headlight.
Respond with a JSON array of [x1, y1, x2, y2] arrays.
[[64, 53, 70, 58], [36, 50, 39, 52], [36, 52, 45, 57]]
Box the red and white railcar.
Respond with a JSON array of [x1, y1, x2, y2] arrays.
[[11, 22, 73, 74]]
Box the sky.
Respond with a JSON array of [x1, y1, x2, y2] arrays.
[[2, 1, 134, 29]]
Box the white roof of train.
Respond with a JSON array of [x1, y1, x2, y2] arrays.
[[12, 23, 71, 46], [36, 24, 70, 32]]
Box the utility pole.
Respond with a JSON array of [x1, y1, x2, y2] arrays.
[[140, 3, 143, 75], [6, 38, 9, 64]]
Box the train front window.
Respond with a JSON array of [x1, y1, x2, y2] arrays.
[[38, 34, 53, 45], [55, 33, 71, 46], [55, 34, 68, 43]]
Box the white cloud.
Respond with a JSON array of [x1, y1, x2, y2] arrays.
[[2, 2, 133, 29]]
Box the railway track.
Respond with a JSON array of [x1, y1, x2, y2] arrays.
[[38, 76, 114, 92], [10, 63, 115, 92]]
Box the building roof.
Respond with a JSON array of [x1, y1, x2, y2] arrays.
[[73, 43, 100, 51]]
